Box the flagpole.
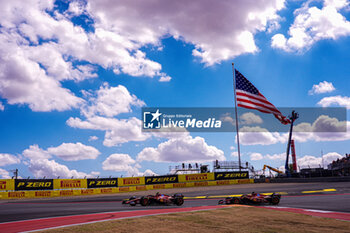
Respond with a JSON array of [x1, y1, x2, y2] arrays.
[[232, 63, 241, 172]]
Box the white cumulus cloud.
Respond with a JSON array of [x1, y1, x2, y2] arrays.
[[87, 0, 285, 65], [67, 116, 150, 146], [272, 0, 350, 52], [81, 83, 145, 118], [292, 115, 349, 142], [0, 40, 84, 111], [239, 126, 287, 145], [250, 152, 263, 161], [66, 83, 149, 146], [220, 113, 236, 125], [102, 153, 138, 172], [28, 158, 96, 178], [265, 153, 285, 160], [308, 81, 335, 95], [137, 135, 225, 163], [0, 168, 11, 179], [0, 153, 20, 166], [47, 142, 100, 161], [0, 0, 286, 111], [231, 151, 239, 157], [22, 144, 99, 178], [240, 112, 263, 124], [297, 152, 343, 169], [102, 153, 155, 176], [0, 0, 168, 111], [159, 76, 172, 82], [318, 95, 350, 109], [247, 152, 285, 161], [237, 115, 349, 146], [88, 136, 98, 141], [23, 143, 100, 161], [22, 144, 51, 160]]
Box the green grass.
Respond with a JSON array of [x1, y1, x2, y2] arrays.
[[39, 206, 350, 233]]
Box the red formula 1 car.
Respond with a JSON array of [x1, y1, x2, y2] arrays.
[[218, 192, 281, 205], [122, 193, 184, 206]]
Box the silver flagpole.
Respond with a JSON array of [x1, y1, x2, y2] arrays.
[[232, 63, 241, 172]]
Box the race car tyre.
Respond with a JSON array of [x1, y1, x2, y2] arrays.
[[175, 198, 184, 206], [233, 198, 240, 204], [140, 197, 149, 206], [173, 193, 184, 198], [270, 196, 280, 205]]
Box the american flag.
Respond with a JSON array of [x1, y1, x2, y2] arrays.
[[235, 69, 290, 125]]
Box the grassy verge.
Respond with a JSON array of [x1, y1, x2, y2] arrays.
[[39, 206, 349, 233]]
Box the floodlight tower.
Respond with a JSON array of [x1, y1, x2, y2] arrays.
[[10, 168, 18, 179], [285, 110, 299, 177]]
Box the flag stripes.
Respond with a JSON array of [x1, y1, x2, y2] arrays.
[[235, 69, 290, 125]]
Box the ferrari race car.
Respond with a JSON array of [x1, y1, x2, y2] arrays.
[[218, 192, 281, 205], [122, 193, 184, 206]]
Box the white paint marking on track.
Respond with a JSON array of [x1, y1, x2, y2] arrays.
[[304, 209, 333, 213]]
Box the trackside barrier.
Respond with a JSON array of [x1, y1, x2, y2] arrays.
[[53, 179, 87, 189], [0, 172, 249, 191], [0, 172, 252, 199], [0, 179, 254, 199], [15, 179, 54, 191], [87, 178, 118, 188], [0, 179, 14, 191], [145, 175, 178, 184], [178, 173, 215, 182], [118, 176, 145, 186], [214, 171, 249, 180]]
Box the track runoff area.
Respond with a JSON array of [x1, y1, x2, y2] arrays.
[[0, 182, 350, 232]]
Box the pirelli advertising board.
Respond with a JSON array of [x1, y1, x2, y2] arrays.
[[15, 179, 53, 191], [118, 177, 145, 187], [87, 178, 118, 188], [33, 191, 53, 198], [53, 179, 87, 189], [214, 171, 249, 180], [0, 179, 14, 191], [145, 175, 178, 184], [178, 173, 215, 183]]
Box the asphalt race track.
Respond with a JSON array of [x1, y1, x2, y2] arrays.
[[1, 182, 349, 224]]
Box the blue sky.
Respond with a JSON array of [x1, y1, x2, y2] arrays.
[[1, 0, 350, 179]]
